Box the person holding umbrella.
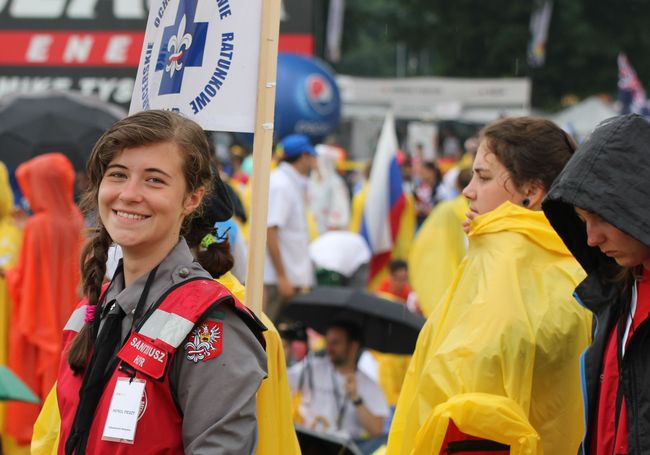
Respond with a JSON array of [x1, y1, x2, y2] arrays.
[[288, 320, 390, 454], [386, 117, 592, 454], [543, 114, 650, 454], [54, 110, 267, 454]]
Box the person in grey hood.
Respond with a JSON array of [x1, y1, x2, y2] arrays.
[[543, 113, 650, 455]]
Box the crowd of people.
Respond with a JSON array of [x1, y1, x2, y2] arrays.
[[0, 109, 649, 455]]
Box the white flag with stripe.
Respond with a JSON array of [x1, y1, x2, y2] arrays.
[[130, 0, 262, 132]]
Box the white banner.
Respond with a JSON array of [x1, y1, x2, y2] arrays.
[[130, 0, 261, 132], [337, 75, 531, 121], [337, 76, 530, 108]]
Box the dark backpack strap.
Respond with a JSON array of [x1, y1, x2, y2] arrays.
[[446, 440, 510, 453]]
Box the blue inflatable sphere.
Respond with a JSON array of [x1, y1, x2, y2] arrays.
[[274, 53, 341, 143]]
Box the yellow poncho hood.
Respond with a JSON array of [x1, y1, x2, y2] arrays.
[[386, 202, 592, 455]]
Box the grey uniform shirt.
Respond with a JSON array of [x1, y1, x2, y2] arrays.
[[101, 238, 267, 454]]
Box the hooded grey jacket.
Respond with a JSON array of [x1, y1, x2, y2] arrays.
[[543, 114, 650, 454]]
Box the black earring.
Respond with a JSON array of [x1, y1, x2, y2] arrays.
[[522, 198, 530, 207]]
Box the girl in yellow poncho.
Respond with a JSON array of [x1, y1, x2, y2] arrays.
[[0, 162, 24, 455], [386, 117, 593, 455], [0, 163, 22, 365]]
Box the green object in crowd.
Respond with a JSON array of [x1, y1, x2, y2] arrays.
[[0, 365, 40, 403], [315, 268, 347, 286]]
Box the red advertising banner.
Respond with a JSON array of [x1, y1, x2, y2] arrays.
[[0, 31, 144, 66], [0, 0, 315, 106]]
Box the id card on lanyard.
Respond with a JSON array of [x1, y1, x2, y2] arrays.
[[101, 378, 146, 444]]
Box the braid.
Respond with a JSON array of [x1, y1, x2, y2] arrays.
[[67, 225, 112, 374], [81, 225, 111, 306]]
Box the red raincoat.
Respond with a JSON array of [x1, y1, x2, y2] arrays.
[[5, 153, 84, 444]]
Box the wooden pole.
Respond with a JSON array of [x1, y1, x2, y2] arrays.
[[245, 0, 282, 316]]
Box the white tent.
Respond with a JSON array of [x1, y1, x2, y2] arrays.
[[550, 97, 618, 141]]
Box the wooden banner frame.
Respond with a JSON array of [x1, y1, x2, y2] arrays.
[[244, 0, 282, 316]]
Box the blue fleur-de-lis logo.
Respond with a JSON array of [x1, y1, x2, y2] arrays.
[[165, 14, 193, 78], [155, 0, 208, 96]]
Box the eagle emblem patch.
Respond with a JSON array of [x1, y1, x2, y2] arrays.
[[184, 321, 223, 363]]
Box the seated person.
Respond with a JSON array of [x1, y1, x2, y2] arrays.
[[287, 321, 389, 449]]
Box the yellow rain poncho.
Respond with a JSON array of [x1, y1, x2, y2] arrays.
[[349, 181, 368, 234], [0, 163, 24, 455], [373, 351, 411, 407], [386, 202, 592, 455], [0, 162, 22, 366], [408, 194, 468, 317], [216, 272, 301, 455], [31, 386, 59, 455], [31, 272, 300, 455]]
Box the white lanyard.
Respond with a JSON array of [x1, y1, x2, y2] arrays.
[[621, 281, 638, 358]]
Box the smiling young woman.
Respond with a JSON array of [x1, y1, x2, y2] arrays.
[[54, 110, 267, 455], [97, 141, 204, 284]]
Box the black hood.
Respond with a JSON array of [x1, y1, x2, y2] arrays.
[[185, 170, 234, 247], [543, 114, 650, 274]]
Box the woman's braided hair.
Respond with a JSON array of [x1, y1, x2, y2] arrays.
[[67, 110, 213, 373]]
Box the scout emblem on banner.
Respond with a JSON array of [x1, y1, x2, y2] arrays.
[[130, 0, 262, 132], [184, 321, 223, 362]]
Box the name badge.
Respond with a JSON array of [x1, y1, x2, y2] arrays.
[[117, 332, 171, 379], [102, 378, 146, 444]]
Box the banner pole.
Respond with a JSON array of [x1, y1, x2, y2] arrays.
[[245, 0, 282, 316]]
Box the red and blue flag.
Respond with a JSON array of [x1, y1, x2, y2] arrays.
[[360, 113, 408, 285]]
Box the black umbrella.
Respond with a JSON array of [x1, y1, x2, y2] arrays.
[[295, 425, 362, 455], [0, 90, 125, 171], [284, 286, 426, 354]]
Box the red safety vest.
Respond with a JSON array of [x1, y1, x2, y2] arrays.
[[56, 278, 264, 454]]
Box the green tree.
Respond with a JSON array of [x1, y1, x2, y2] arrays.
[[330, 0, 405, 77], [328, 0, 650, 110]]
